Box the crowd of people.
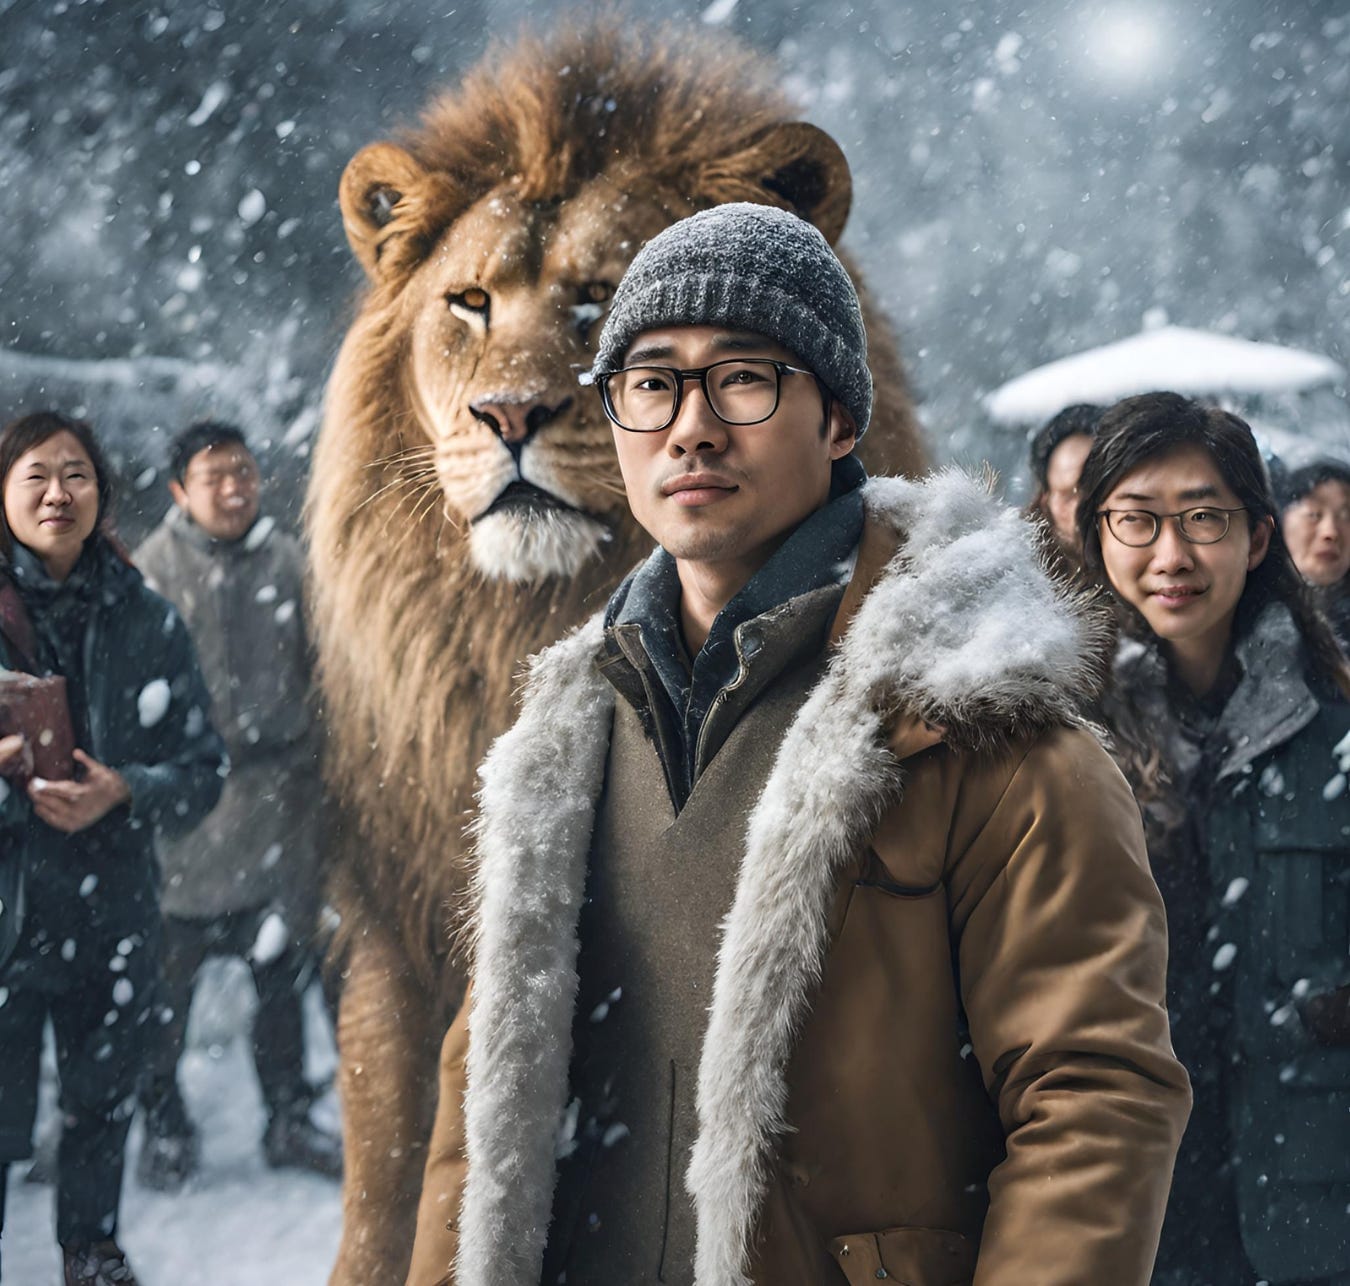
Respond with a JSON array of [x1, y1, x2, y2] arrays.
[[1, 201, 1349, 1286], [0, 413, 338, 1285]]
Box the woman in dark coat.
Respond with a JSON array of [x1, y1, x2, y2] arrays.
[[0, 411, 225, 1286], [1078, 393, 1350, 1286]]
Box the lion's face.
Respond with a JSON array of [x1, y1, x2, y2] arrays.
[[337, 117, 857, 584], [390, 179, 678, 582]]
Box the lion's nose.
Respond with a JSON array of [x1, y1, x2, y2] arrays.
[[470, 397, 573, 447]]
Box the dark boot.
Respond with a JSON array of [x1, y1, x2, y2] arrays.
[[262, 1099, 342, 1180], [62, 1239, 140, 1285], [134, 1092, 199, 1193]]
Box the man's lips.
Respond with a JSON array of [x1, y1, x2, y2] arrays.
[[660, 473, 740, 507]]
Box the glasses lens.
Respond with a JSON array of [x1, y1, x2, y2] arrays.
[[1108, 510, 1159, 546], [1178, 507, 1230, 544], [604, 367, 678, 432], [705, 360, 781, 425]]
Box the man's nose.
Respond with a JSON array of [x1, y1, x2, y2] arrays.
[[1150, 521, 1195, 570], [665, 383, 727, 457]]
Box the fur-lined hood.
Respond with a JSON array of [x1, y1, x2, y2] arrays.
[[454, 471, 1101, 1286]]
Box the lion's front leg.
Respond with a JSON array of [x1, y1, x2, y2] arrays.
[[327, 917, 438, 1286]]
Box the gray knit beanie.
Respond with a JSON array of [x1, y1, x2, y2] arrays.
[[589, 202, 873, 436]]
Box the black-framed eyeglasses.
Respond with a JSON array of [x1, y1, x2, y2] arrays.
[[1097, 505, 1248, 547], [597, 359, 823, 433]]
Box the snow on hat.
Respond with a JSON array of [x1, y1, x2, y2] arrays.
[[589, 202, 873, 436]]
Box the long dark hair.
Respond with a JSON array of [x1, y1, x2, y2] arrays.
[[0, 410, 117, 563], [1077, 391, 1350, 696], [1026, 401, 1103, 520]]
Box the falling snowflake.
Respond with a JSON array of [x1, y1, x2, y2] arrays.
[[138, 678, 172, 727]]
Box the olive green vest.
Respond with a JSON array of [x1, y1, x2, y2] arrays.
[[543, 587, 841, 1284]]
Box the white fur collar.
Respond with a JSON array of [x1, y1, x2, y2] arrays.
[[455, 471, 1096, 1286]]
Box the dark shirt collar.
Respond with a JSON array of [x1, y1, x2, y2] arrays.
[[604, 455, 867, 792]]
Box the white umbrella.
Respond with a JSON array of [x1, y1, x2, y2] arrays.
[[984, 325, 1345, 426]]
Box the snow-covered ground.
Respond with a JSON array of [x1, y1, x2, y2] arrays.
[[4, 961, 342, 1285]]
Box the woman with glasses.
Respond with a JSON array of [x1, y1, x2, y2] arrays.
[[1076, 392, 1350, 1286]]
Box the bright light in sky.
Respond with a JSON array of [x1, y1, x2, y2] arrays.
[[1078, 6, 1175, 87]]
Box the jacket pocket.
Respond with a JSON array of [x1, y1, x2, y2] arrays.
[[826, 1226, 974, 1285]]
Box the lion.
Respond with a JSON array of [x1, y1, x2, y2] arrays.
[[305, 20, 926, 1285]]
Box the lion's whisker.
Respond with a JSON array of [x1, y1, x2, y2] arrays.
[[353, 468, 438, 516]]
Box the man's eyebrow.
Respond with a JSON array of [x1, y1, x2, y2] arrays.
[[709, 331, 771, 352], [622, 331, 773, 365], [624, 341, 674, 364], [1114, 484, 1220, 504]]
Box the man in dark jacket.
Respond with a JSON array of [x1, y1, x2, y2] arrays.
[[406, 204, 1189, 1286], [132, 421, 338, 1189]]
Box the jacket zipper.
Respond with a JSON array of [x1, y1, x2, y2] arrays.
[[622, 640, 689, 813]]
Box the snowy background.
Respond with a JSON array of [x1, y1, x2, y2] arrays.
[[1, 0, 1348, 1281], [1, 0, 1348, 531]]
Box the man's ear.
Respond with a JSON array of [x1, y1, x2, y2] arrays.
[[339, 142, 456, 281], [168, 479, 190, 513], [1249, 514, 1275, 570], [827, 403, 859, 460], [695, 121, 853, 245]]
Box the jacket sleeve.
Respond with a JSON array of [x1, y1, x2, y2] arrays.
[[948, 726, 1191, 1286], [406, 989, 471, 1286], [114, 606, 227, 839]]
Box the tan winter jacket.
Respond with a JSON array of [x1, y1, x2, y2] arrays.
[[407, 472, 1191, 1286]]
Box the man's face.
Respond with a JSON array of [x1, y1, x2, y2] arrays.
[[1045, 433, 1093, 545], [1282, 478, 1350, 588], [1099, 443, 1269, 651], [607, 326, 856, 571], [170, 442, 261, 542]]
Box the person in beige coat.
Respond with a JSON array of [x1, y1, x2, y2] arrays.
[[132, 421, 339, 1190], [407, 204, 1190, 1286]]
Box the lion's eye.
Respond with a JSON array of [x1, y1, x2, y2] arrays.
[[570, 282, 613, 344], [447, 288, 490, 319]]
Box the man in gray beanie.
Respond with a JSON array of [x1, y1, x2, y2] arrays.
[[407, 202, 1187, 1286]]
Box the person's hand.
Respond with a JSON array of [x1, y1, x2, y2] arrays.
[[27, 749, 131, 833], [0, 733, 31, 779]]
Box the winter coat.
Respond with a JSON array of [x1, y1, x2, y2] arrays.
[[406, 473, 1191, 1286], [0, 536, 226, 970], [134, 509, 321, 922], [1111, 605, 1350, 1284]]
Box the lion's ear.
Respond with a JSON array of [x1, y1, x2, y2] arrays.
[[340, 142, 448, 280], [698, 122, 853, 246]]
